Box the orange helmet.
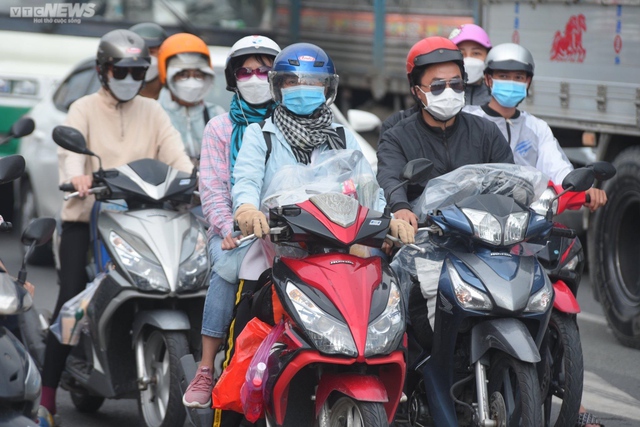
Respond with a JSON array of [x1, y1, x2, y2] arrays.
[[158, 33, 211, 84], [406, 37, 464, 84]]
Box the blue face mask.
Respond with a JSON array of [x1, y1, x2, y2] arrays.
[[281, 85, 326, 116], [491, 80, 528, 108]]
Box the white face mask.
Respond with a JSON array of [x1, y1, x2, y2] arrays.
[[170, 76, 213, 104], [419, 87, 465, 121], [145, 56, 159, 82], [464, 57, 485, 84], [236, 75, 272, 105], [108, 74, 143, 102]]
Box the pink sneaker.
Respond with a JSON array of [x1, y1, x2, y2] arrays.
[[183, 366, 213, 408]]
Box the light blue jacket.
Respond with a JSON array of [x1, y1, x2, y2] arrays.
[[232, 117, 386, 212]]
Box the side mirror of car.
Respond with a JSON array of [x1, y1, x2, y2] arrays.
[[0, 155, 26, 186], [52, 125, 94, 156]]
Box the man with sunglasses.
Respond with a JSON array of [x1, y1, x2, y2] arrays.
[[376, 36, 513, 231], [158, 33, 225, 164], [42, 29, 194, 421]]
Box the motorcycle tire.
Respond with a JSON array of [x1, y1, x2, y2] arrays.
[[137, 330, 188, 427], [588, 146, 640, 349], [543, 311, 583, 427], [70, 389, 105, 413], [327, 396, 387, 427], [487, 353, 542, 427]]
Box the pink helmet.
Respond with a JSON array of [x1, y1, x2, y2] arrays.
[[448, 24, 492, 49]]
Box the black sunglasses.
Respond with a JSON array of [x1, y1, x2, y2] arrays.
[[418, 78, 465, 96], [112, 66, 147, 81]]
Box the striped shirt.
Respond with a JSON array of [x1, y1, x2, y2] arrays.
[[199, 113, 234, 240]]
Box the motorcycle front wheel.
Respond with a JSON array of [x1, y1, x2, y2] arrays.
[[137, 330, 188, 427], [543, 311, 583, 427], [487, 353, 542, 427], [325, 396, 387, 427]]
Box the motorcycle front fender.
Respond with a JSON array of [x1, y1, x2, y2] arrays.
[[553, 280, 581, 313], [131, 309, 190, 344], [470, 318, 540, 364], [315, 373, 388, 416]]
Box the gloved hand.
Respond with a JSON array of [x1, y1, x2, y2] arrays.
[[389, 218, 415, 244], [234, 204, 270, 238]]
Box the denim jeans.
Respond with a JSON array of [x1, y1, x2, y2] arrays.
[[201, 236, 239, 338]]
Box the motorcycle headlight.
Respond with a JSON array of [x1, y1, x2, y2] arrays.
[[530, 187, 558, 216], [109, 231, 170, 292], [286, 281, 357, 357], [462, 208, 529, 246], [365, 282, 405, 357], [563, 254, 580, 272], [178, 228, 209, 291], [447, 260, 493, 310], [525, 276, 554, 313]]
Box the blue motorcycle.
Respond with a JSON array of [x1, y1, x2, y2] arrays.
[[394, 163, 597, 427]]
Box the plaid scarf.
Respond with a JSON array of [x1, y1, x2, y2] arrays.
[[273, 104, 345, 164]]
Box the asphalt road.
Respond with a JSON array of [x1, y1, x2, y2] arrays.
[[1, 228, 639, 427]]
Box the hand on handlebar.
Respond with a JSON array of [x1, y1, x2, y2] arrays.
[[221, 232, 240, 250], [389, 218, 415, 244], [393, 209, 418, 232], [234, 204, 270, 238], [70, 174, 93, 198], [584, 188, 607, 212]]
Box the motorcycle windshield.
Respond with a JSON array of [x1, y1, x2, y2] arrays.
[[412, 163, 549, 222], [260, 149, 384, 213]]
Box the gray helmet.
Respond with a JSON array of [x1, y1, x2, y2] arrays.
[[96, 29, 150, 87], [129, 22, 168, 49], [484, 43, 535, 76]]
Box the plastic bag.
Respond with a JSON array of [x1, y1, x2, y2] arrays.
[[240, 320, 285, 421], [212, 317, 273, 413], [50, 272, 105, 345]]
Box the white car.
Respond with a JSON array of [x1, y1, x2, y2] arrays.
[[18, 48, 381, 263]]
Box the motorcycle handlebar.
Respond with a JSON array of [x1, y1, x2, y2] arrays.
[[59, 183, 75, 192], [62, 186, 108, 201], [550, 227, 577, 238]]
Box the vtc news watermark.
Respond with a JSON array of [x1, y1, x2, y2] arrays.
[[10, 3, 96, 24]]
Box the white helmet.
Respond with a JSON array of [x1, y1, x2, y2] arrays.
[[224, 35, 281, 91]]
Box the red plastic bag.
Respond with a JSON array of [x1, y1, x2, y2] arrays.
[[212, 317, 273, 413], [241, 320, 285, 421]]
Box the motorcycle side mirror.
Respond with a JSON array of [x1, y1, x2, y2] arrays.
[[0, 155, 26, 186], [52, 125, 93, 155], [0, 117, 35, 145], [18, 217, 57, 285], [588, 161, 617, 181], [561, 168, 595, 193], [383, 158, 433, 217]]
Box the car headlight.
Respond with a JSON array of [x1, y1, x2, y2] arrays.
[[525, 276, 554, 313], [365, 282, 405, 357], [286, 281, 357, 357], [447, 260, 493, 310], [530, 187, 558, 216], [109, 231, 170, 292], [462, 208, 529, 246], [178, 228, 209, 291]]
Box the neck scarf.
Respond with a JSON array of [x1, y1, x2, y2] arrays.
[[273, 104, 345, 164], [229, 94, 274, 183]]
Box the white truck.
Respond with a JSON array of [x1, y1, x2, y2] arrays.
[[483, 0, 640, 349]]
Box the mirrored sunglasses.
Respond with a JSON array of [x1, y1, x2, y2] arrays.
[[234, 66, 271, 82], [419, 78, 465, 96]]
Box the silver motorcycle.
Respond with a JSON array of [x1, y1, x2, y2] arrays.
[[52, 125, 209, 427]]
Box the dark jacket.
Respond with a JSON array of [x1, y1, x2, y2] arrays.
[[380, 104, 421, 137], [376, 110, 514, 212], [465, 82, 491, 106]]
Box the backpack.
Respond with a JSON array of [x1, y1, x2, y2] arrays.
[[259, 120, 346, 164]]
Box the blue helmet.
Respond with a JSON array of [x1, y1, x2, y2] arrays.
[[269, 43, 339, 106]]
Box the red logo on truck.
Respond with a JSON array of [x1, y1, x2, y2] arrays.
[[551, 14, 587, 62]]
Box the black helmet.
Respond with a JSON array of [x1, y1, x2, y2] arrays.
[[96, 29, 150, 86], [128, 22, 168, 49]]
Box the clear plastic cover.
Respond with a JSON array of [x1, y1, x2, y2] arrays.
[[261, 149, 383, 213], [411, 163, 549, 222]]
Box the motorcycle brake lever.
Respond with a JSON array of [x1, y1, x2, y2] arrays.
[[63, 186, 108, 201], [386, 234, 426, 254], [234, 227, 287, 246]]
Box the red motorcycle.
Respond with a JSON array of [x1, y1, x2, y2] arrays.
[[533, 162, 615, 427], [239, 159, 431, 427]]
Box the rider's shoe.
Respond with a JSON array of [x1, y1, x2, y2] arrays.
[[183, 365, 213, 409]]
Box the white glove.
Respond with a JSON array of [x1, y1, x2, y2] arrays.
[[234, 204, 270, 238], [389, 218, 415, 244]]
